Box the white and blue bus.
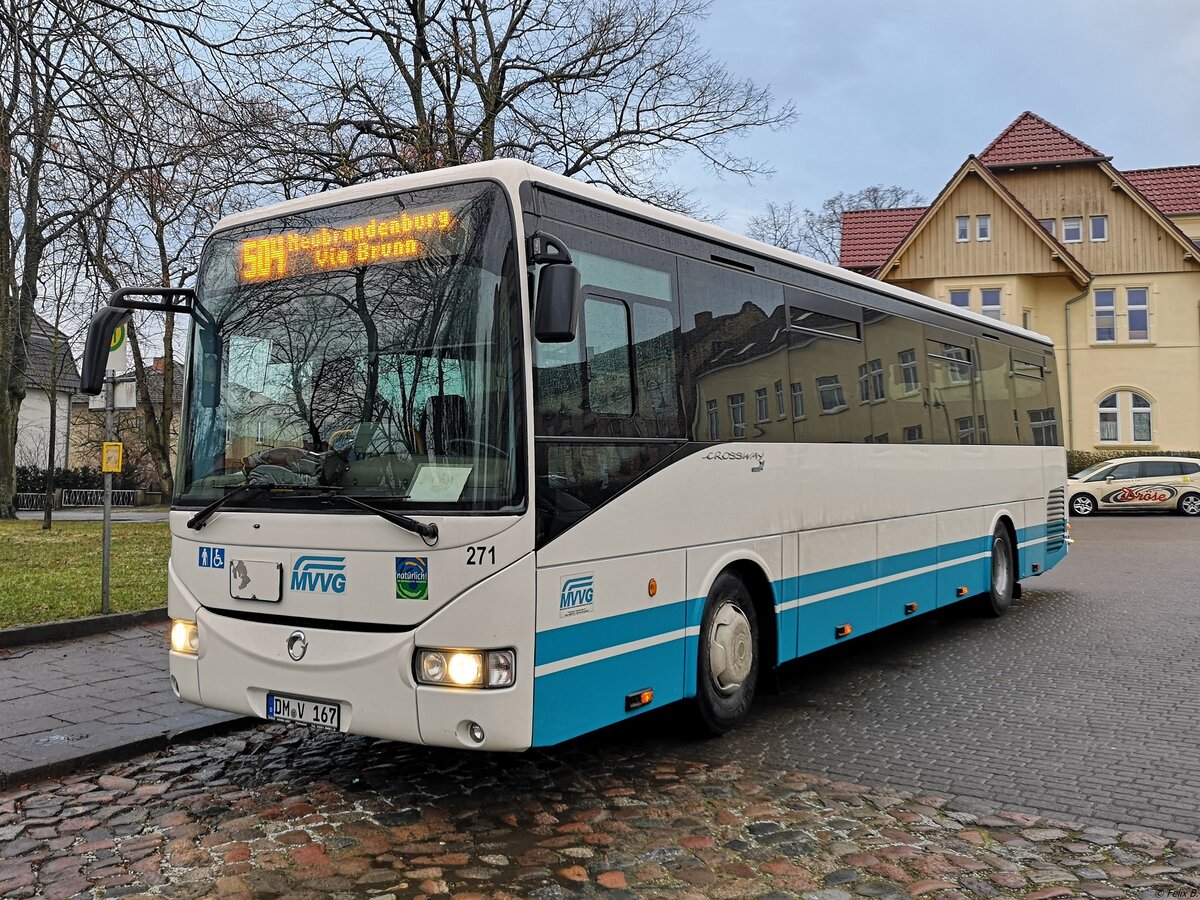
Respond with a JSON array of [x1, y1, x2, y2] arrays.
[[81, 160, 1068, 750]]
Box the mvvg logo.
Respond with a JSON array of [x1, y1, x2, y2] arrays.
[[559, 574, 594, 618], [291, 556, 347, 594]]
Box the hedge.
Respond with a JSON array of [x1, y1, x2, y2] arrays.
[[1066, 449, 1200, 476], [15, 464, 138, 493]]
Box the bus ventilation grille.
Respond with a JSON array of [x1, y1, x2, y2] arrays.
[[1046, 487, 1067, 553]]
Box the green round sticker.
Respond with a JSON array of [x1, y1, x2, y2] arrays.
[[110, 324, 126, 352]]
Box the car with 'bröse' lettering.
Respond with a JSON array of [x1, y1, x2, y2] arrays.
[[1068, 456, 1200, 516]]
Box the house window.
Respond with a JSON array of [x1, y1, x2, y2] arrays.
[[817, 376, 846, 413], [977, 415, 988, 444], [976, 215, 991, 241], [1022, 308, 1033, 330], [903, 424, 924, 443], [1063, 217, 1082, 243], [755, 387, 769, 422], [1127, 288, 1149, 341], [706, 399, 719, 440], [255, 420, 268, 444], [791, 382, 805, 419], [1038, 218, 1055, 236], [1132, 392, 1152, 442], [1090, 215, 1108, 242], [955, 216, 969, 242], [858, 363, 870, 403], [955, 416, 976, 445], [1098, 393, 1119, 442], [774, 379, 785, 417], [728, 394, 745, 438], [949, 289, 970, 309], [1098, 390, 1153, 443], [980, 288, 1002, 321], [899, 349, 919, 393], [1094, 289, 1115, 342], [869, 358, 884, 400], [1029, 408, 1058, 446]]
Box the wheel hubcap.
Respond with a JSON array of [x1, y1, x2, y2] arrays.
[[992, 537, 1010, 596], [708, 602, 752, 695], [1073, 496, 1092, 514], [1184, 496, 1200, 515]]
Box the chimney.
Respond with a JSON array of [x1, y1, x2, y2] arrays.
[[153, 356, 166, 373]]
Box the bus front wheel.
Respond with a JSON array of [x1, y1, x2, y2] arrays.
[[695, 571, 759, 735], [980, 525, 1015, 618]]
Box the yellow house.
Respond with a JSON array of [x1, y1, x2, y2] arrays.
[[841, 111, 1200, 451]]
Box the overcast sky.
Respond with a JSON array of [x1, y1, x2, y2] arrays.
[[680, 0, 1200, 230]]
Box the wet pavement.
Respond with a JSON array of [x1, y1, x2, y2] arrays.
[[1, 722, 1198, 899]]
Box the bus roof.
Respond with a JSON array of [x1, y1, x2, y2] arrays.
[[213, 159, 1054, 348]]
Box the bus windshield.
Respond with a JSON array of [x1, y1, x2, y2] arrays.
[[177, 181, 524, 514]]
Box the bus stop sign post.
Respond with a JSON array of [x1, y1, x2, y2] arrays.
[[100, 322, 128, 615]]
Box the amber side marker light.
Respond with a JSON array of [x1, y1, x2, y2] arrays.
[[956, 586, 969, 597], [647, 578, 657, 597], [834, 624, 852, 639], [904, 603, 919, 615], [625, 688, 654, 712]]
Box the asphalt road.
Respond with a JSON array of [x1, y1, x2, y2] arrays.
[[661, 513, 1200, 837]]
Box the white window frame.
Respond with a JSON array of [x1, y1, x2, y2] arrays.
[[1098, 392, 1119, 443], [1062, 216, 1083, 243], [1131, 392, 1153, 443], [755, 387, 770, 423], [1093, 289, 1116, 343], [1126, 287, 1149, 342], [1098, 390, 1154, 444], [728, 393, 746, 438], [816, 376, 846, 414], [706, 399, 719, 441], [898, 349, 920, 394], [949, 289, 970, 310], [976, 214, 991, 242], [980, 288, 1002, 321], [903, 424, 923, 443], [774, 379, 785, 418], [1089, 215, 1108, 242], [955, 216, 969, 242], [791, 382, 805, 420]]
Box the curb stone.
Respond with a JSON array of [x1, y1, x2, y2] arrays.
[[0, 606, 168, 648]]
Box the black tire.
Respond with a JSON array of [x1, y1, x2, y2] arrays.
[[1179, 493, 1200, 517], [980, 525, 1016, 618], [694, 571, 759, 735], [1070, 493, 1096, 517]]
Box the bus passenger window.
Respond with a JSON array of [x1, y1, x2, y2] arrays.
[[584, 298, 633, 415]]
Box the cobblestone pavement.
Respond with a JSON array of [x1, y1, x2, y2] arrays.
[[2, 723, 1200, 899], [0, 626, 240, 787]]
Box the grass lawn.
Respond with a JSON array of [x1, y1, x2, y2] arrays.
[[0, 520, 171, 628]]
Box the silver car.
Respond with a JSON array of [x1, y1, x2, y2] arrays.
[[1068, 456, 1200, 517]]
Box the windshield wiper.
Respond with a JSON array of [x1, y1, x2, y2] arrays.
[[314, 489, 439, 545], [186, 483, 269, 531]]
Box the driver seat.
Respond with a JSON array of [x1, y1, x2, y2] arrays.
[[421, 394, 467, 456]]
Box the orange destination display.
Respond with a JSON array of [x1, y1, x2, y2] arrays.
[[239, 207, 457, 283]]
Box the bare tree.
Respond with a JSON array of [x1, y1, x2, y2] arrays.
[[748, 185, 926, 265], [240, 0, 794, 210]]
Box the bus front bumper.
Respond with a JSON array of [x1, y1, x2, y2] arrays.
[[169, 555, 536, 751]]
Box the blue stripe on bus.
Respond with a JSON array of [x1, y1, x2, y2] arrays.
[[531, 523, 1063, 746], [534, 600, 687, 666]]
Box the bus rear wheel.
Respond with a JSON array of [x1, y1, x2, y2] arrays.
[[695, 571, 759, 735], [980, 525, 1015, 618]]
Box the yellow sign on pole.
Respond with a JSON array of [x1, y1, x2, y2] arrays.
[[102, 441, 124, 473]]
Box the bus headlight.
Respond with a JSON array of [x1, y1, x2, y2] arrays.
[[170, 619, 199, 655], [415, 648, 514, 688]]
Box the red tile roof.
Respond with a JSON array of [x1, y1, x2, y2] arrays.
[[839, 206, 927, 269], [979, 111, 1107, 168], [1123, 166, 1200, 216]]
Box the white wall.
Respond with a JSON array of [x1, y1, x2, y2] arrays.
[[16, 389, 71, 469]]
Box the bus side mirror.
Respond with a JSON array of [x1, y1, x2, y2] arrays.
[[80, 307, 131, 395], [534, 263, 581, 343]]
